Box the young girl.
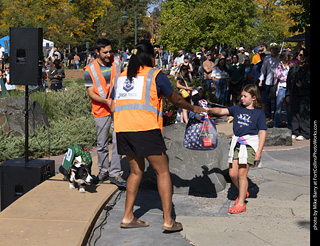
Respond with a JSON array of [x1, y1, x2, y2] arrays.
[[208, 84, 267, 214]]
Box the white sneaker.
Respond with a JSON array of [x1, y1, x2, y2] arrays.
[[292, 135, 297, 139], [296, 135, 306, 141]]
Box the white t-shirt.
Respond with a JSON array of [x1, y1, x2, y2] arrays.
[[5, 72, 16, 91], [0, 46, 5, 60]]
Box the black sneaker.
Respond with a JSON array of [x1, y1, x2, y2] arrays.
[[109, 176, 127, 187], [98, 172, 109, 184]]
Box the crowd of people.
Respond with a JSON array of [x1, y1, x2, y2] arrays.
[[167, 42, 310, 141]]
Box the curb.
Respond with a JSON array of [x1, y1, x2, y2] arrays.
[[0, 155, 118, 246]]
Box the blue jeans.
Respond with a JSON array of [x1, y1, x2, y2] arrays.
[[215, 79, 227, 105], [75, 61, 80, 69], [205, 79, 215, 92], [274, 86, 292, 129]]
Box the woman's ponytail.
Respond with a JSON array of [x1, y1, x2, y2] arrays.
[[127, 42, 155, 81]]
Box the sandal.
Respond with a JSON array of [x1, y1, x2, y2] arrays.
[[235, 191, 249, 205], [120, 217, 149, 228], [228, 203, 246, 214], [162, 221, 183, 232]]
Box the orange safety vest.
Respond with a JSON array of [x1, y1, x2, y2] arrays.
[[84, 56, 121, 117], [113, 67, 163, 133]]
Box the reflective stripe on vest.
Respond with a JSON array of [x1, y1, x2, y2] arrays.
[[114, 68, 162, 117], [87, 62, 107, 98]]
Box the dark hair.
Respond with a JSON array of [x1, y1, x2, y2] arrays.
[[298, 48, 309, 57], [217, 58, 227, 70], [54, 59, 61, 67], [127, 42, 155, 81], [279, 51, 293, 64], [95, 38, 112, 52], [260, 53, 266, 60]]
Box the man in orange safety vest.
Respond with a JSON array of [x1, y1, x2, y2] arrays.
[[84, 38, 126, 187]]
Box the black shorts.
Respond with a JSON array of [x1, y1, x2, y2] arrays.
[[116, 129, 167, 157]]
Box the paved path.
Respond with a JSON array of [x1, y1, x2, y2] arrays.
[[90, 140, 310, 246]]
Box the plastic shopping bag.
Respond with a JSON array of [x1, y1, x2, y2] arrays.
[[184, 114, 218, 150]]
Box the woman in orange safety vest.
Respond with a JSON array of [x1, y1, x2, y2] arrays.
[[111, 42, 205, 232]]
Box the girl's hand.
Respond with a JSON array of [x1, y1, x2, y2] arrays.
[[193, 105, 207, 114], [254, 153, 261, 162]]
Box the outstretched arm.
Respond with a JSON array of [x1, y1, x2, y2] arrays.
[[207, 107, 229, 116], [166, 91, 205, 114]]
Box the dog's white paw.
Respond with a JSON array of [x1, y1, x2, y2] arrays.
[[69, 183, 76, 190], [79, 188, 86, 193]]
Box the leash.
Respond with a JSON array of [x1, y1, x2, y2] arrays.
[[88, 190, 125, 246]]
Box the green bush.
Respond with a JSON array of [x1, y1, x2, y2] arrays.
[[0, 83, 96, 162]]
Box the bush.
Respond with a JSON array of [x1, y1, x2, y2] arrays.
[[0, 83, 96, 162]]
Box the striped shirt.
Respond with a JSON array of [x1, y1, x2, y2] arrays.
[[84, 62, 112, 87]]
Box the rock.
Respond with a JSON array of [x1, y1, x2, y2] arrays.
[[265, 128, 292, 146], [141, 123, 229, 196], [0, 97, 49, 137]]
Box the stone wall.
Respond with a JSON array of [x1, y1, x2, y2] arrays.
[[265, 128, 292, 146], [0, 97, 49, 137], [141, 123, 229, 196]]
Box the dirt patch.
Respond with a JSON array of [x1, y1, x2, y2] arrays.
[[64, 69, 84, 80]]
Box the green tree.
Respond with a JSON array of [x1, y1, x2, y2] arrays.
[[0, 0, 85, 48], [253, 0, 302, 46], [287, 0, 310, 33], [157, 0, 257, 51], [0, 0, 115, 49]]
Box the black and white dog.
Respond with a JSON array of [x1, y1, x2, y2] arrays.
[[59, 159, 93, 193]]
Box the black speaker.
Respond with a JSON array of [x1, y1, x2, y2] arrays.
[[10, 27, 43, 85], [0, 158, 55, 211]]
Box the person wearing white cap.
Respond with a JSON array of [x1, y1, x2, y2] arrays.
[[238, 47, 246, 64]]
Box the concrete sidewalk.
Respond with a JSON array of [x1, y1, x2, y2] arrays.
[[0, 154, 118, 246], [89, 122, 310, 246], [178, 163, 310, 246]]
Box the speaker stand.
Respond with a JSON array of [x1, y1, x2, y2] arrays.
[[24, 85, 29, 163]]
